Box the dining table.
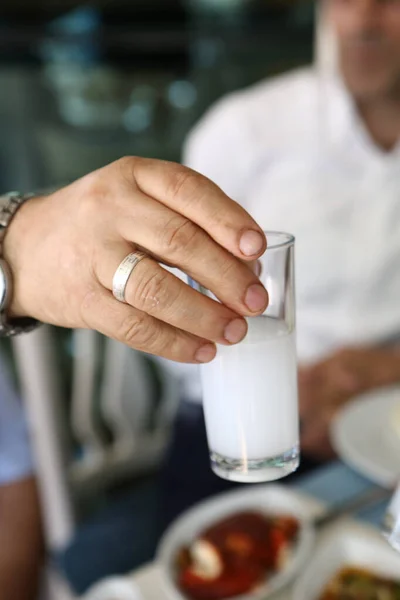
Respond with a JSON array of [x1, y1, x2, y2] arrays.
[[111, 460, 391, 600]]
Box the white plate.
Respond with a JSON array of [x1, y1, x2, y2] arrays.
[[388, 399, 400, 453], [331, 386, 400, 488], [83, 576, 140, 600], [293, 520, 400, 600], [157, 484, 316, 600]]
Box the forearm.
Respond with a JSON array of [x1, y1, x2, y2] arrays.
[[369, 345, 400, 388], [0, 478, 44, 600]]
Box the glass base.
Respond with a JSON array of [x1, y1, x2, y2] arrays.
[[210, 445, 299, 483]]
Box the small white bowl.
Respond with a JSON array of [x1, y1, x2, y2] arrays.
[[83, 576, 140, 600], [293, 520, 400, 600], [157, 484, 315, 600], [388, 399, 400, 452]]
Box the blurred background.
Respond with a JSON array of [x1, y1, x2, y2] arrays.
[[0, 0, 314, 191], [2, 1, 400, 599], [0, 2, 315, 598]]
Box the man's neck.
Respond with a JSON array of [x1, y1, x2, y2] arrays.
[[357, 93, 400, 152]]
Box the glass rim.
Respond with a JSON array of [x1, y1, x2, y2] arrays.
[[264, 230, 295, 250]]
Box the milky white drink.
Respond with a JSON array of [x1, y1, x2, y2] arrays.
[[201, 316, 299, 482]]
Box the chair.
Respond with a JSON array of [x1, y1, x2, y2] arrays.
[[12, 326, 179, 599]]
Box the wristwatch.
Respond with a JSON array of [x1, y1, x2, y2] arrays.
[[0, 191, 40, 336]]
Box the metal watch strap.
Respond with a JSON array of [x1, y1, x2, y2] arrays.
[[0, 191, 40, 336], [0, 192, 34, 252], [0, 313, 40, 337]]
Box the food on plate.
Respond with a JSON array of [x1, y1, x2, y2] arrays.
[[175, 510, 299, 600], [319, 566, 400, 599]]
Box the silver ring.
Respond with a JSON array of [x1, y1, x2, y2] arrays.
[[112, 251, 147, 303]]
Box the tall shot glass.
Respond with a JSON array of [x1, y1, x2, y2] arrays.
[[191, 231, 299, 483]]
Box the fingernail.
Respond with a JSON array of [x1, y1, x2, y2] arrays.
[[224, 318, 248, 344], [245, 284, 268, 313], [240, 230, 265, 257], [195, 343, 217, 363]]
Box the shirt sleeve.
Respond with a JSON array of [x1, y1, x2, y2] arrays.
[[0, 359, 34, 484]]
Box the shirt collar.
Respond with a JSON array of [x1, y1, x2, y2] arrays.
[[320, 70, 400, 164]]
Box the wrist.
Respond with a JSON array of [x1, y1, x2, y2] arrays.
[[3, 195, 45, 319]]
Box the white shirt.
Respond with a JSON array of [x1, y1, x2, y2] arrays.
[[163, 67, 400, 402], [0, 358, 33, 483]]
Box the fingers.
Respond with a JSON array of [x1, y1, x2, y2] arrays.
[[115, 189, 268, 317], [96, 244, 248, 345], [120, 157, 267, 260], [331, 363, 361, 394], [82, 285, 218, 363], [301, 406, 338, 461]]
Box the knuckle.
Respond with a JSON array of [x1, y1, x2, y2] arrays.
[[167, 328, 192, 361], [130, 267, 172, 310], [162, 216, 203, 255], [119, 313, 157, 349], [77, 172, 111, 219], [117, 155, 136, 168], [115, 155, 137, 180], [218, 254, 243, 282], [166, 166, 204, 205], [78, 157, 140, 220]]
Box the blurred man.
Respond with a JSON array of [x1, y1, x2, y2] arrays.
[[0, 359, 43, 600], [160, 0, 400, 522]]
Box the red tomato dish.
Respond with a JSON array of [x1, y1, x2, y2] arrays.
[[175, 511, 299, 600]]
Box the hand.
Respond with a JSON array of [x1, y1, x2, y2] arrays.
[[299, 346, 400, 460], [4, 157, 268, 363]]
